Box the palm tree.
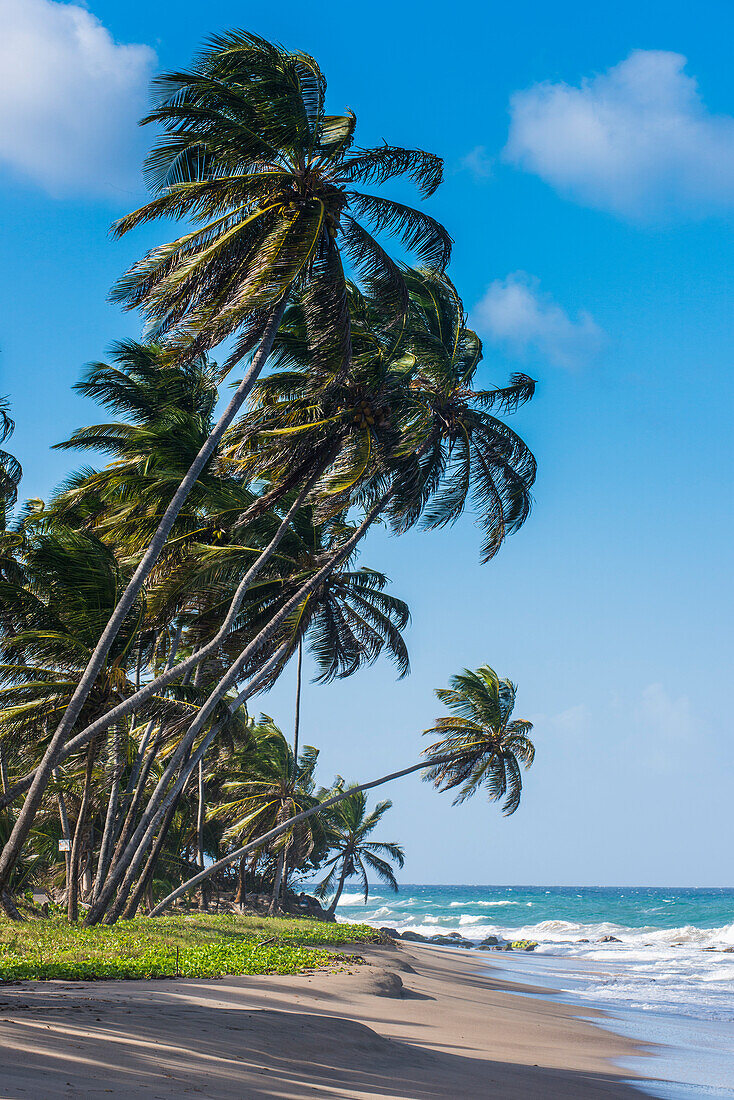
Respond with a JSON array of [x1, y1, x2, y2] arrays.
[[212, 718, 323, 912], [216, 499, 411, 683], [0, 29, 450, 902], [316, 787, 404, 916], [422, 665, 536, 814], [50, 342, 227, 556], [149, 663, 534, 915]]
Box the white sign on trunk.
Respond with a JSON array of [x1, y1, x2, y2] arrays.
[[58, 839, 71, 852]]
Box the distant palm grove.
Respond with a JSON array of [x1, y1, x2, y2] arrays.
[[0, 31, 536, 924]]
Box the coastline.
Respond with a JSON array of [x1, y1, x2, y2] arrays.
[[0, 941, 647, 1098], [484, 947, 734, 1100]]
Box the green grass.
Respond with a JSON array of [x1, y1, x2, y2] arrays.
[[0, 911, 385, 982]]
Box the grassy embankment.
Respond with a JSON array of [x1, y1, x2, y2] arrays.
[[0, 911, 384, 982]]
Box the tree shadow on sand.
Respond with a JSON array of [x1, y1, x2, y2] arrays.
[[0, 994, 643, 1099]]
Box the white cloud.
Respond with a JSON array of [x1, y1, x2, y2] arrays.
[[605, 682, 702, 774], [473, 272, 604, 369], [460, 145, 494, 179], [0, 0, 155, 196], [504, 49, 734, 218], [548, 704, 591, 735], [633, 682, 698, 770]]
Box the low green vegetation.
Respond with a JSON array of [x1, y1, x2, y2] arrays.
[[0, 912, 383, 982]]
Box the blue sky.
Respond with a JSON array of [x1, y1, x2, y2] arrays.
[[0, 0, 732, 886]]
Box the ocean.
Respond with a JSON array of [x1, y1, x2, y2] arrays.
[[333, 885, 734, 1098]]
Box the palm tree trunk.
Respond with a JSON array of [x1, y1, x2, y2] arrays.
[[108, 728, 162, 876], [150, 747, 459, 917], [92, 723, 123, 903], [82, 849, 93, 901], [55, 771, 72, 903], [106, 632, 183, 880], [121, 623, 180, 807], [269, 850, 285, 914], [196, 757, 207, 910], [122, 783, 185, 919], [0, 749, 14, 917], [123, 719, 155, 802], [0, 299, 287, 896], [0, 888, 21, 920], [234, 856, 248, 907], [101, 745, 203, 925], [293, 639, 303, 759], [68, 740, 98, 923], [327, 861, 350, 917], [113, 734, 195, 923]]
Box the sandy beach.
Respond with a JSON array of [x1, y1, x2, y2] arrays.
[[0, 941, 649, 1099]]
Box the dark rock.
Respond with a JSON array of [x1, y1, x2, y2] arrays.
[[379, 927, 400, 939], [598, 935, 621, 943], [479, 936, 500, 947], [576, 938, 590, 943], [427, 934, 474, 948], [281, 891, 335, 923], [400, 930, 428, 943]]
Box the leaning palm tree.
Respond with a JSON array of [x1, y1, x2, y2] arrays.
[[422, 666, 536, 814], [316, 787, 404, 915], [149, 664, 534, 914], [0, 30, 450, 905]]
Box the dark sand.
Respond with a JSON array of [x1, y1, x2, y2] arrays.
[[0, 941, 650, 1098]]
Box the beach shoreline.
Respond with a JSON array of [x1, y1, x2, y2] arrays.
[[484, 946, 734, 1100], [0, 940, 649, 1098]]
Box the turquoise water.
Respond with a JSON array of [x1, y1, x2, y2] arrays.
[[333, 885, 734, 1097], [335, 884, 734, 934], [334, 885, 734, 1019]]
